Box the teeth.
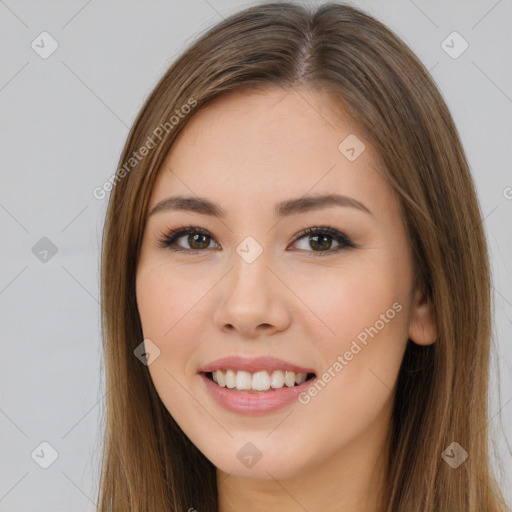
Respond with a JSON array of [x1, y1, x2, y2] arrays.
[[235, 370, 252, 390], [252, 371, 270, 391], [295, 372, 306, 384], [284, 371, 295, 387], [270, 370, 285, 388], [209, 369, 309, 391], [216, 370, 225, 387], [225, 369, 236, 389]]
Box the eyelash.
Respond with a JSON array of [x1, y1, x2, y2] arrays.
[[156, 224, 356, 257]]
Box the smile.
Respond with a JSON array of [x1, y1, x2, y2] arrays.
[[198, 356, 317, 415]]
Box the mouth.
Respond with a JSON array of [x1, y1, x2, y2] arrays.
[[202, 369, 317, 393], [198, 355, 317, 414]]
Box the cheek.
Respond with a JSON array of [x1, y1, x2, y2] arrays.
[[136, 260, 211, 345], [293, 253, 410, 411], [291, 253, 410, 353], [135, 263, 204, 425], [135, 258, 221, 384], [289, 284, 408, 464], [135, 263, 200, 406]]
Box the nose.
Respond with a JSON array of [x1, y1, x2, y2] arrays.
[[213, 250, 292, 339]]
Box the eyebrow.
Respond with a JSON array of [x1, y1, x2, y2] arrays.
[[148, 193, 372, 219]]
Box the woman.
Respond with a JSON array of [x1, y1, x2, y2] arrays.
[[97, 2, 509, 510]]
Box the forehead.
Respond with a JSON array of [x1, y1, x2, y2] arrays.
[[149, 86, 388, 214]]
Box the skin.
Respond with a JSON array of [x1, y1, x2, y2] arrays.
[[135, 86, 437, 511]]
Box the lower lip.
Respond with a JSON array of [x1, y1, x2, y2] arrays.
[[200, 373, 314, 415]]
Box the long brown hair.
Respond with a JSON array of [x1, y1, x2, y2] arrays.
[[97, 2, 509, 510]]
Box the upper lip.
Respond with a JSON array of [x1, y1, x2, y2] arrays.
[[199, 356, 315, 375]]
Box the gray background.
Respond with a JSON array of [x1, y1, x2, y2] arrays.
[[1, 0, 511, 510]]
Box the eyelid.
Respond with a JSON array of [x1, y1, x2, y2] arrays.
[[156, 225, 356, 255], [156, 225, 218, 252], [290, 226, 356, 250]]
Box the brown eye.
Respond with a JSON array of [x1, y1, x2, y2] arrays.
[[158, 227, 218, 252], [290, 226, 355, 255], [158, 225, 355, 256], [184, 232, 211, 250]]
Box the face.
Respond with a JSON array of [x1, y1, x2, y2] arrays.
[[135, 86, 435, 482]]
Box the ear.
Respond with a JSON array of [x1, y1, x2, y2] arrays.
[[408, 287, 437, 345]]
